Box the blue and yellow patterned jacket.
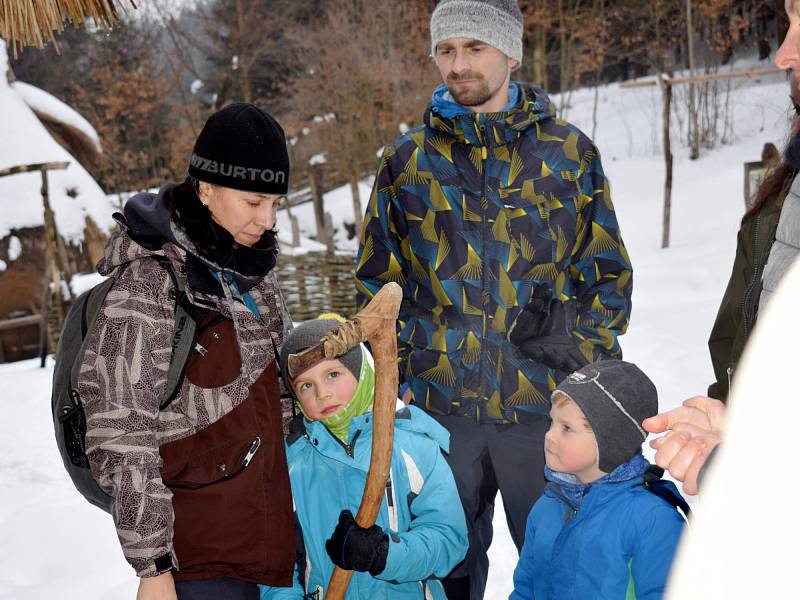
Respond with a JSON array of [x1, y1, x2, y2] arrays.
[[355, 83, 632, 424]]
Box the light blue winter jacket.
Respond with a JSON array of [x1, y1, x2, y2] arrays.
[[259, 405, 468, 600], [510, 457, 685, 600]]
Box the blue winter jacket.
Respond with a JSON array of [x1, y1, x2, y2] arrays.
[[259, 405, 468, 600], [510, 457, 685, 600]]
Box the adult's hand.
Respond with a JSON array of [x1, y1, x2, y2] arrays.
[[136, 571, 177, 600], [642, 396, 726, 495], [509, 287, 587, 373]]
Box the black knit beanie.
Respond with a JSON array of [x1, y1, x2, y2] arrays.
[[279, 319, 362, 395], [553, 360, 658, 473], [188, 103, 290, 195]]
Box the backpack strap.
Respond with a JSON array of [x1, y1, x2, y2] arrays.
[[152, 256, 197, 410], [643, 465, 691, 520]]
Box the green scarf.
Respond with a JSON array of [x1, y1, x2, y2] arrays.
[[300, 351, 375, 444]]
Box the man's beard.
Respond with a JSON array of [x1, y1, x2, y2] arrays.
[[446, 71, 494, 107]]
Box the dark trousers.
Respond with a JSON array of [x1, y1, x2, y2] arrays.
[[434, 414, 549, 600], [175, 577, 260, 600]]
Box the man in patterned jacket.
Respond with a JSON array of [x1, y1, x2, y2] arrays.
[[355, 1, 632, 597]]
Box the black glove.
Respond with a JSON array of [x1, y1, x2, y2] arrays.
[[325, 510, 389, 575], [509, 287, 588, 373]]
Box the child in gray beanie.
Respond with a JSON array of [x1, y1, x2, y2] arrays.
[[510, 360, 687, 600]]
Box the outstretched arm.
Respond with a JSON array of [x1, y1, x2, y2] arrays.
[[643, 396, 726, 495]]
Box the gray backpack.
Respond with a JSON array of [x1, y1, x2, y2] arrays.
[[52, 256, 198, 513]]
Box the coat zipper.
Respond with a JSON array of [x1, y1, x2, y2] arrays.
[[477, 122, 489, 422], [741, 212, 763, 339]]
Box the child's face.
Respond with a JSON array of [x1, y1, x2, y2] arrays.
[[545, 396, 605, 484], [292, 358, 358, 420]]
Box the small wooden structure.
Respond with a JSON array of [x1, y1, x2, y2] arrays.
[[0, 161, 72, 361]]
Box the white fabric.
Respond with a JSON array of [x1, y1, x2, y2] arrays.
[[665, 257, 800, 598]]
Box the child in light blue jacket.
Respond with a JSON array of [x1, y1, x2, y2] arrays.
[[511, 360, 686, 600], [259, 317, 467, 600]]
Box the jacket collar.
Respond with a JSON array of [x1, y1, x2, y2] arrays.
[[424, 82, 554, 147], [285, 405, 451, 465], [544, 453, 650, 511]]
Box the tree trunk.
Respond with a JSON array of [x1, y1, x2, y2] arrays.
[[234, 0, 253, 103], [686, 0, 700, 160], [309, 166, 329, 247], [659, 77, 673, 249], [349, 174, 363, 238], [533, 0, 547, 87]]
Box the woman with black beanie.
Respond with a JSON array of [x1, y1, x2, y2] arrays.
[[78, 104, 295, 600]]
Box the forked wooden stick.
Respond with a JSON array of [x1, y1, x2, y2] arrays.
[[288, 282, 402, 600]]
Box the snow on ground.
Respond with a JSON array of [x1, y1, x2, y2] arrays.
[[0, 62, 792, 599]]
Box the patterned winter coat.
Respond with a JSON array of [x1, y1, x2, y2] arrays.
[[78, 192, 294, 581], [355, 83, 632, 424]]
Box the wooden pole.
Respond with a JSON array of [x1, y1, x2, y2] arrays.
[[234, 0, 253, 103], [309, 165, 329, 248], [619, 66, 784, 89], [686, 0, 699, 160], [286, 283, 403, 600], [658, 76, 673, 249]]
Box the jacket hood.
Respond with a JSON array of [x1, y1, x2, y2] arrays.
[[425, 81, 555, 147], [100, 188, 277, 296], [123, 189, 177, 247]]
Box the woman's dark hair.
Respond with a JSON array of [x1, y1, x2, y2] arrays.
[[742, 163, 797, 225], [162, 176, 230, 261]]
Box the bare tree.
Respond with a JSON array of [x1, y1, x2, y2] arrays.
[[288, 0, 437, 237]]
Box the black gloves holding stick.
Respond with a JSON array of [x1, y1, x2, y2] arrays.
[[508, 286, 589, 374], [325, 510, 389, 576]]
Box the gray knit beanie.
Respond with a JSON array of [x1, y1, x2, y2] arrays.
[[430, 0, 524, 63], [553, 360, 658, 473], [279, 319, 362, 392]]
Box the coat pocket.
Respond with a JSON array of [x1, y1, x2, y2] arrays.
[[405, 344, 466, 416], [185, 316, 242, 389], [161, 435, 262, 489]]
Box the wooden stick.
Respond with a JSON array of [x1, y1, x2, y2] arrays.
[[289, 283, 402, 600], [0, 161, 69, 179]]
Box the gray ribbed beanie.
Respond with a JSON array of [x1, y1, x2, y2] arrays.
[[279, 319, 362, 393], [430, 0, 524, 63], [553, 360, 658, 473]]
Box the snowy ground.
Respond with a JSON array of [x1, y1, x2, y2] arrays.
[[0, 65, 791, 599]]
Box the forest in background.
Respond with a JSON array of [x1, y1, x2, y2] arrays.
[[7, 0, 790, 198]]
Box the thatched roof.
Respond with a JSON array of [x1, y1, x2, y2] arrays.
[[0, 0, 136, 57]]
